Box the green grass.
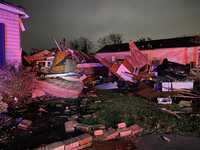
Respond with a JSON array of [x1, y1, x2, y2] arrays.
[[84, 90, 200, 137]]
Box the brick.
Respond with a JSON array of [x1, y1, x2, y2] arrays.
[[46, 141, 64, 150], [76, 123, 91, 133], [94, 130, 104, 136], [117, 122, 126, 129], [119, 128, 132, 137], [64, 120, 78, 133], [64, 138, 79, 150], [77, 142, 92, 150], [78, 134, 93, 146], [129, 124, 143, 136], [103, 129, 119, 141]]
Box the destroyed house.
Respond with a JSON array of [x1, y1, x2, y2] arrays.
[[0, 2, 29, 67], [96, 36, 200, 67]]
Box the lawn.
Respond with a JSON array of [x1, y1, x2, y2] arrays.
[[82, 90, 200, 137]]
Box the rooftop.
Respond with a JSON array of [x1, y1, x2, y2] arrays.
[[97, 35, 200, 53], [0, 1, 29, 18]]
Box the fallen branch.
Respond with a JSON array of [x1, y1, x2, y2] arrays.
[[160, 108, 181, 119]]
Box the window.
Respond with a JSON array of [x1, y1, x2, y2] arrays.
[[47, 61, 51, 67]]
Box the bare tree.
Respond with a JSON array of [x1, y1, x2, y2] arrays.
[[0, 65, 36, 104], [136, 37, 152, 42], [69, 37, 93, 54], [191, 35, 200, 44], [97, 33, 123, 48]]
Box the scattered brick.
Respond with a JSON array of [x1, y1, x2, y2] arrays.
[[64, 120, 78, 133], [76, 123, 91, 133], [117, 122, 126, 129], [94, 130, 104, 136], [46, 141, 64, 150], [119, 128, 132, 137], [78, 134, 93, 146], [77, 142, 92, 150], [103, 128, 119, 141], [129, 124, 143, 136], [64, 138, 79, 150]]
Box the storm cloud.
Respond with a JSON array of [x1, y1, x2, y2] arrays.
[[7, 0, 200, 51]]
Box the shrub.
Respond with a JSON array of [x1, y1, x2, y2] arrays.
[[0, 65, 36, 103]]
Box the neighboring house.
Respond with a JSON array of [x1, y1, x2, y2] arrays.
[[96, 36, 200, 67], [0, 2, 29, 67]]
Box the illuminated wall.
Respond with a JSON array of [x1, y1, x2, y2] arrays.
[[96, 46, 200, 66], [0, 8, 21, 66]]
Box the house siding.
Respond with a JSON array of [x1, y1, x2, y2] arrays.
[[96, 46, 200, 67], [0, 8, 21, 66]]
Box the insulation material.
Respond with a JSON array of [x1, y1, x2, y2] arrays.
[[162, 81, 194, 91]]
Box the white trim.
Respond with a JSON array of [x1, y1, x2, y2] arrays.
[[0, 3, 29, 19], [19, 18, 26, 31]]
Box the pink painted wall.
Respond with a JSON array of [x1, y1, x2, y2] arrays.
[[0, 8, 21, 66], [96, 46, 200, 66]]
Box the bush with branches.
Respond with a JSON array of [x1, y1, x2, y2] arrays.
[[0, 65, 36, 104]]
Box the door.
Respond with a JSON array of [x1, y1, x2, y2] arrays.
[[0, 23, 5, 66]]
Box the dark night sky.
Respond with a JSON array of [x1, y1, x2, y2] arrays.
[[7, 0, 200, 52]]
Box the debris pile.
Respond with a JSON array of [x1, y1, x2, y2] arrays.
[[1, 38, 200, 149]]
